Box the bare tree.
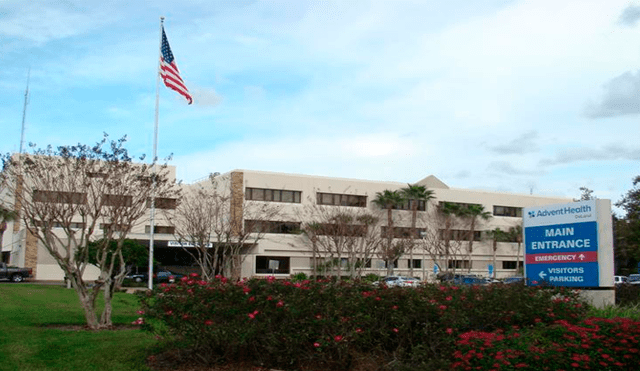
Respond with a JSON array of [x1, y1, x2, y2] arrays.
[[416, 202, 467, 276], [300, 205, 382, 280], [167, 174, 281, 281], [1, 135, 179, 329]]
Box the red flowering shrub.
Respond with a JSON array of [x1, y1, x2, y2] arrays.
[[140, 277, 590, 370], [452, 317, 640, 370]]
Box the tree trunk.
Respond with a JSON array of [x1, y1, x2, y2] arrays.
[[409, 207, 417, 277], [100, 281, 114, 328], [492, 241, 498, 279], [467, 219, 475, 273], [70, 278, 100, 330], [515, 241, 522, 275], [387, 207, 394, 276]]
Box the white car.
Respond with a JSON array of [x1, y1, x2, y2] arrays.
[[614, 276, 628, 285], [375, 276, 420, 288]]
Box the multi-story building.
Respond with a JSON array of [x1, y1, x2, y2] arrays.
[[2, 167, 571, 281]]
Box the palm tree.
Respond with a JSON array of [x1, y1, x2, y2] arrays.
[[462, 205, 491, 273], [508, 224, 523, 275], [400, 184, 434, 276], [373, 190, 405, 276], [438, 202, 464, 273], [487, 228, 508, 279]]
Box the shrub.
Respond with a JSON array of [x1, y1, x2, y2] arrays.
[[452, 317, 640, 370], [615, 283, 640, 307], [140, 276, 589, 370]]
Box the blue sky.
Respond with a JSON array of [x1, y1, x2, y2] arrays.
[[1, 0, 639, 211]]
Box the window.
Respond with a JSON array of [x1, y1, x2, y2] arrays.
[[245, 220, 301, 234], [502, 261, 524, 270], [316, 192, 367, 207], [33, 190, 87, 205], [448, 260, 471, 269], [384, 259, 399, 268], [394, 199, 427, 211], [256, 256, 290, 274], [381, 226, 426, 239], [102, 194, 133, 207], [356, 258, 372, 268], [35, 221, 85, 229], [145, 225, 175, 234], [316, 223, 367, 237], [246, 188, 301, 203], [409, 259, 422, 269], [101, 223, 129, 232], [439, 201, 481, 209], [493, 206, 523, 217], [146, 197, 177, 209], [439, 229, 482, 241]]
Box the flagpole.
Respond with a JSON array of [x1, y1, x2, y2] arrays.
[[148, 17, 164, 290]]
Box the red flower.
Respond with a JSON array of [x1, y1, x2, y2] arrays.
[[393, 328, 399, 333], [204, 320, 213, 326], [276, 301, 284, 307], [356, 328, 363, 334], [248, 296, 255, 302], [571, 362, 579, 367], [314, 342, 321, 348], [392, 305, 398, 310], [189, 272, 199, 277], [334, 335, 343, 342], [446, 296, 452, 301], [439, 305, 447, 310], [446, 328, 453, 334]]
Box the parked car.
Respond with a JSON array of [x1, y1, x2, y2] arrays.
[[628, 274, 640, 285], [503, 276, 525, 285], [125, 267, 182, 283], [374, 276, 420, 288], [614, 275, 628, 285], [0, 262, 32, 282]]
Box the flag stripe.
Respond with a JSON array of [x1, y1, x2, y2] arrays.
[[160, 26, 193, 104]]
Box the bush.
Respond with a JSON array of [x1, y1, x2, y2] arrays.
[[140, 276, 591, 370], [615, 283, 640, 307], [452, 317, 640, 370]]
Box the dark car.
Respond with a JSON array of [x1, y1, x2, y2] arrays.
[[503, 276, 525, 285], [125, 267, 182, 283]]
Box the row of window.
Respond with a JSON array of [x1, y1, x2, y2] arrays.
[[245, 188, 302, 203], [32, 191, 177, 210], [256, 256, 524, 274], [33, 189, 524, 218]]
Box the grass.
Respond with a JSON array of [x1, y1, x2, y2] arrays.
[[588, 302, 640, 320], [0, 284, 156, 371]]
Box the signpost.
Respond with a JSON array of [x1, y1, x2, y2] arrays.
[[523, 199, 613, 288]]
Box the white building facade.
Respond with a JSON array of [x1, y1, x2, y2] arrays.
[[3, 167, 572, 281]]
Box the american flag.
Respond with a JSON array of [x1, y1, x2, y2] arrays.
[[160, 27, 193, 104]]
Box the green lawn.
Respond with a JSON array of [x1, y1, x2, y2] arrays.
[[0, 284, 156, 371]]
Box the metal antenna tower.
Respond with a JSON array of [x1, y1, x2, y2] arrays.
[[19, 68, 30, 154]]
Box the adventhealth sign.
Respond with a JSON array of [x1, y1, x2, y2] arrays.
[[524, 199, 614, 288]]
